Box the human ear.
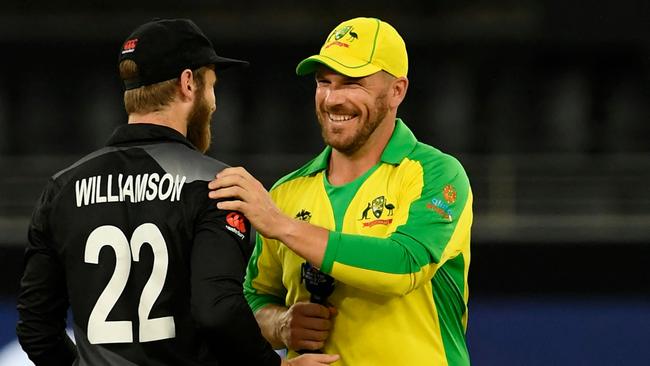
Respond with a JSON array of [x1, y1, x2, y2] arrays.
[[390, 77, 409, 109], [178, 69, 195, 99]]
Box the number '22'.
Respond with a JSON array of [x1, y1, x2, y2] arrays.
[[85, 223, 175, 344]]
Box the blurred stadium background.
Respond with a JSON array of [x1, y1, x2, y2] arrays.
[[0, 1, 648, 365]]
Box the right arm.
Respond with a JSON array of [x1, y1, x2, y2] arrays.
[[244, 234, 335, 352], [255, 303, 335, 351]]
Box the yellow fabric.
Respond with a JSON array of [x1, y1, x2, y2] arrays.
[[246, 120, 472, 366], [253, 165, 469, 366], [296, 17, 408, 78]]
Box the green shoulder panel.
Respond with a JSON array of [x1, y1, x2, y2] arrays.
[[323, 143, 471, 274], [270, 147, 330, 191], [400, 142, 470, 263]]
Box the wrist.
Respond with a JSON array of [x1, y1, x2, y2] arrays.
[[274, 307, 290, 347], [273, 214, 298, 243]]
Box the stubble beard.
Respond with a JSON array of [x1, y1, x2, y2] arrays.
[[318, 91, 389, 156], [187, 92, 213, 153]]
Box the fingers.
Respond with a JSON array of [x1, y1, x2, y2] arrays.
[[208, 174, 246, 193], [287, 321, 330, 350], [315, 354, 340, 364], [208, 167, 265, 201], [294, 302, 332, 319], [212, 167, 254, 185], [327, 305, 338, 317], [291, 353, 341, 365], [300, 317, 331, 332], [215, 199, 244, 212], [300, 329, 330, 342], [209, 185, 247, 201]]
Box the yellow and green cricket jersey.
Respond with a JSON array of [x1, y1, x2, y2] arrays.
[[244, 119, 472, 366]]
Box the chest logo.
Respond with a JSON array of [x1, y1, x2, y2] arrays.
[[295, 209, 312, 222], [360, 195, 395, 227]]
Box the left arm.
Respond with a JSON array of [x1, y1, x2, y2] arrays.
[[16, 184, 77, 366], [190, 204, 281, 366]]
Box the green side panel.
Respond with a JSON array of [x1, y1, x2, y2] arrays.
[[432, 254, 470, 366], [244, 234, 284, 312]]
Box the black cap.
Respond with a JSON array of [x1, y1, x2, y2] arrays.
[[118, 18, 249, 90]]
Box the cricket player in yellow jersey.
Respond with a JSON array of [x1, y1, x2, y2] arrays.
[[210, 17, 472, 366]]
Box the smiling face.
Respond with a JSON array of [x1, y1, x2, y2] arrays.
[[314, 67, 395, 156]]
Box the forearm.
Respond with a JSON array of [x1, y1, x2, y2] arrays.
[[254, 303, 290, 349], [274, 218, 329, 269]]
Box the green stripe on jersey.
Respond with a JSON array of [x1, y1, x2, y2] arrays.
[[432, 255, 470, 365], [244, 235, 284, 312]]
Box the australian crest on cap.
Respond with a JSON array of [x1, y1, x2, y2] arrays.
[[334, 26, 351, 40]]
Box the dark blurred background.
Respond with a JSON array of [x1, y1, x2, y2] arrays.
[[1, 1, 649, 365]]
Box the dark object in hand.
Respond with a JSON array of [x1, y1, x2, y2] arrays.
[[297, 262, 335, 354], [301, 262, 335, 305]]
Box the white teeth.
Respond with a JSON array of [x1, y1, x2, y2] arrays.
[[328, 113, 354, 122]]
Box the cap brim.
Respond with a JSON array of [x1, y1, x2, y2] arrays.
[[296, 55, 381, 77], [211, 55, 249, 70]]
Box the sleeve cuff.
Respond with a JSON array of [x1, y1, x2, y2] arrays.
[[246, 293, 285, 313], [321, 231, 341, 274]]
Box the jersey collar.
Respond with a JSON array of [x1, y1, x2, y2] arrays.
[[303, 118, 417, 175], [106, 123, 197, 150]]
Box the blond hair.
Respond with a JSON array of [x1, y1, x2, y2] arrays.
[[119, 60, 209, 114]]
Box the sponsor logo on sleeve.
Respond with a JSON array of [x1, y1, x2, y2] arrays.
[[426, 185, 457, 221], [443, 184, 457, 204], [225, 212, 246, 239]]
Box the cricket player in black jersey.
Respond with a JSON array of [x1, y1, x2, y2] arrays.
[[15, 18, 339, 366]]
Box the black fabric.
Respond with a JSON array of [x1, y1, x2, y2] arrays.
[[118, 18, 249, 90], [16, 124, 280, 366]]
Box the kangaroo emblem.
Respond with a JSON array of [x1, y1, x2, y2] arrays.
[[360, 203, 371, 220]]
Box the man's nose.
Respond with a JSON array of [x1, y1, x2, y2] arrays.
[[324, 87, 346, 106]]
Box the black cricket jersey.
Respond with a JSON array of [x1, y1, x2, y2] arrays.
[[16, 124, 280, 366]]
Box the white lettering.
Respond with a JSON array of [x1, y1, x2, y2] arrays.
[[225, 225, 245, 240], [123, 175, 134, 203], [173, 175, 186, 202], [107, 175, 119, 202], [90, 176, 97, 204], [135, 174, 148, 203], [158, 174, 174, 201], [74, 173, 186, 207], [95, 176, 107, 203], [75, 178, 93, 207], [147, 173, 159, 201]]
